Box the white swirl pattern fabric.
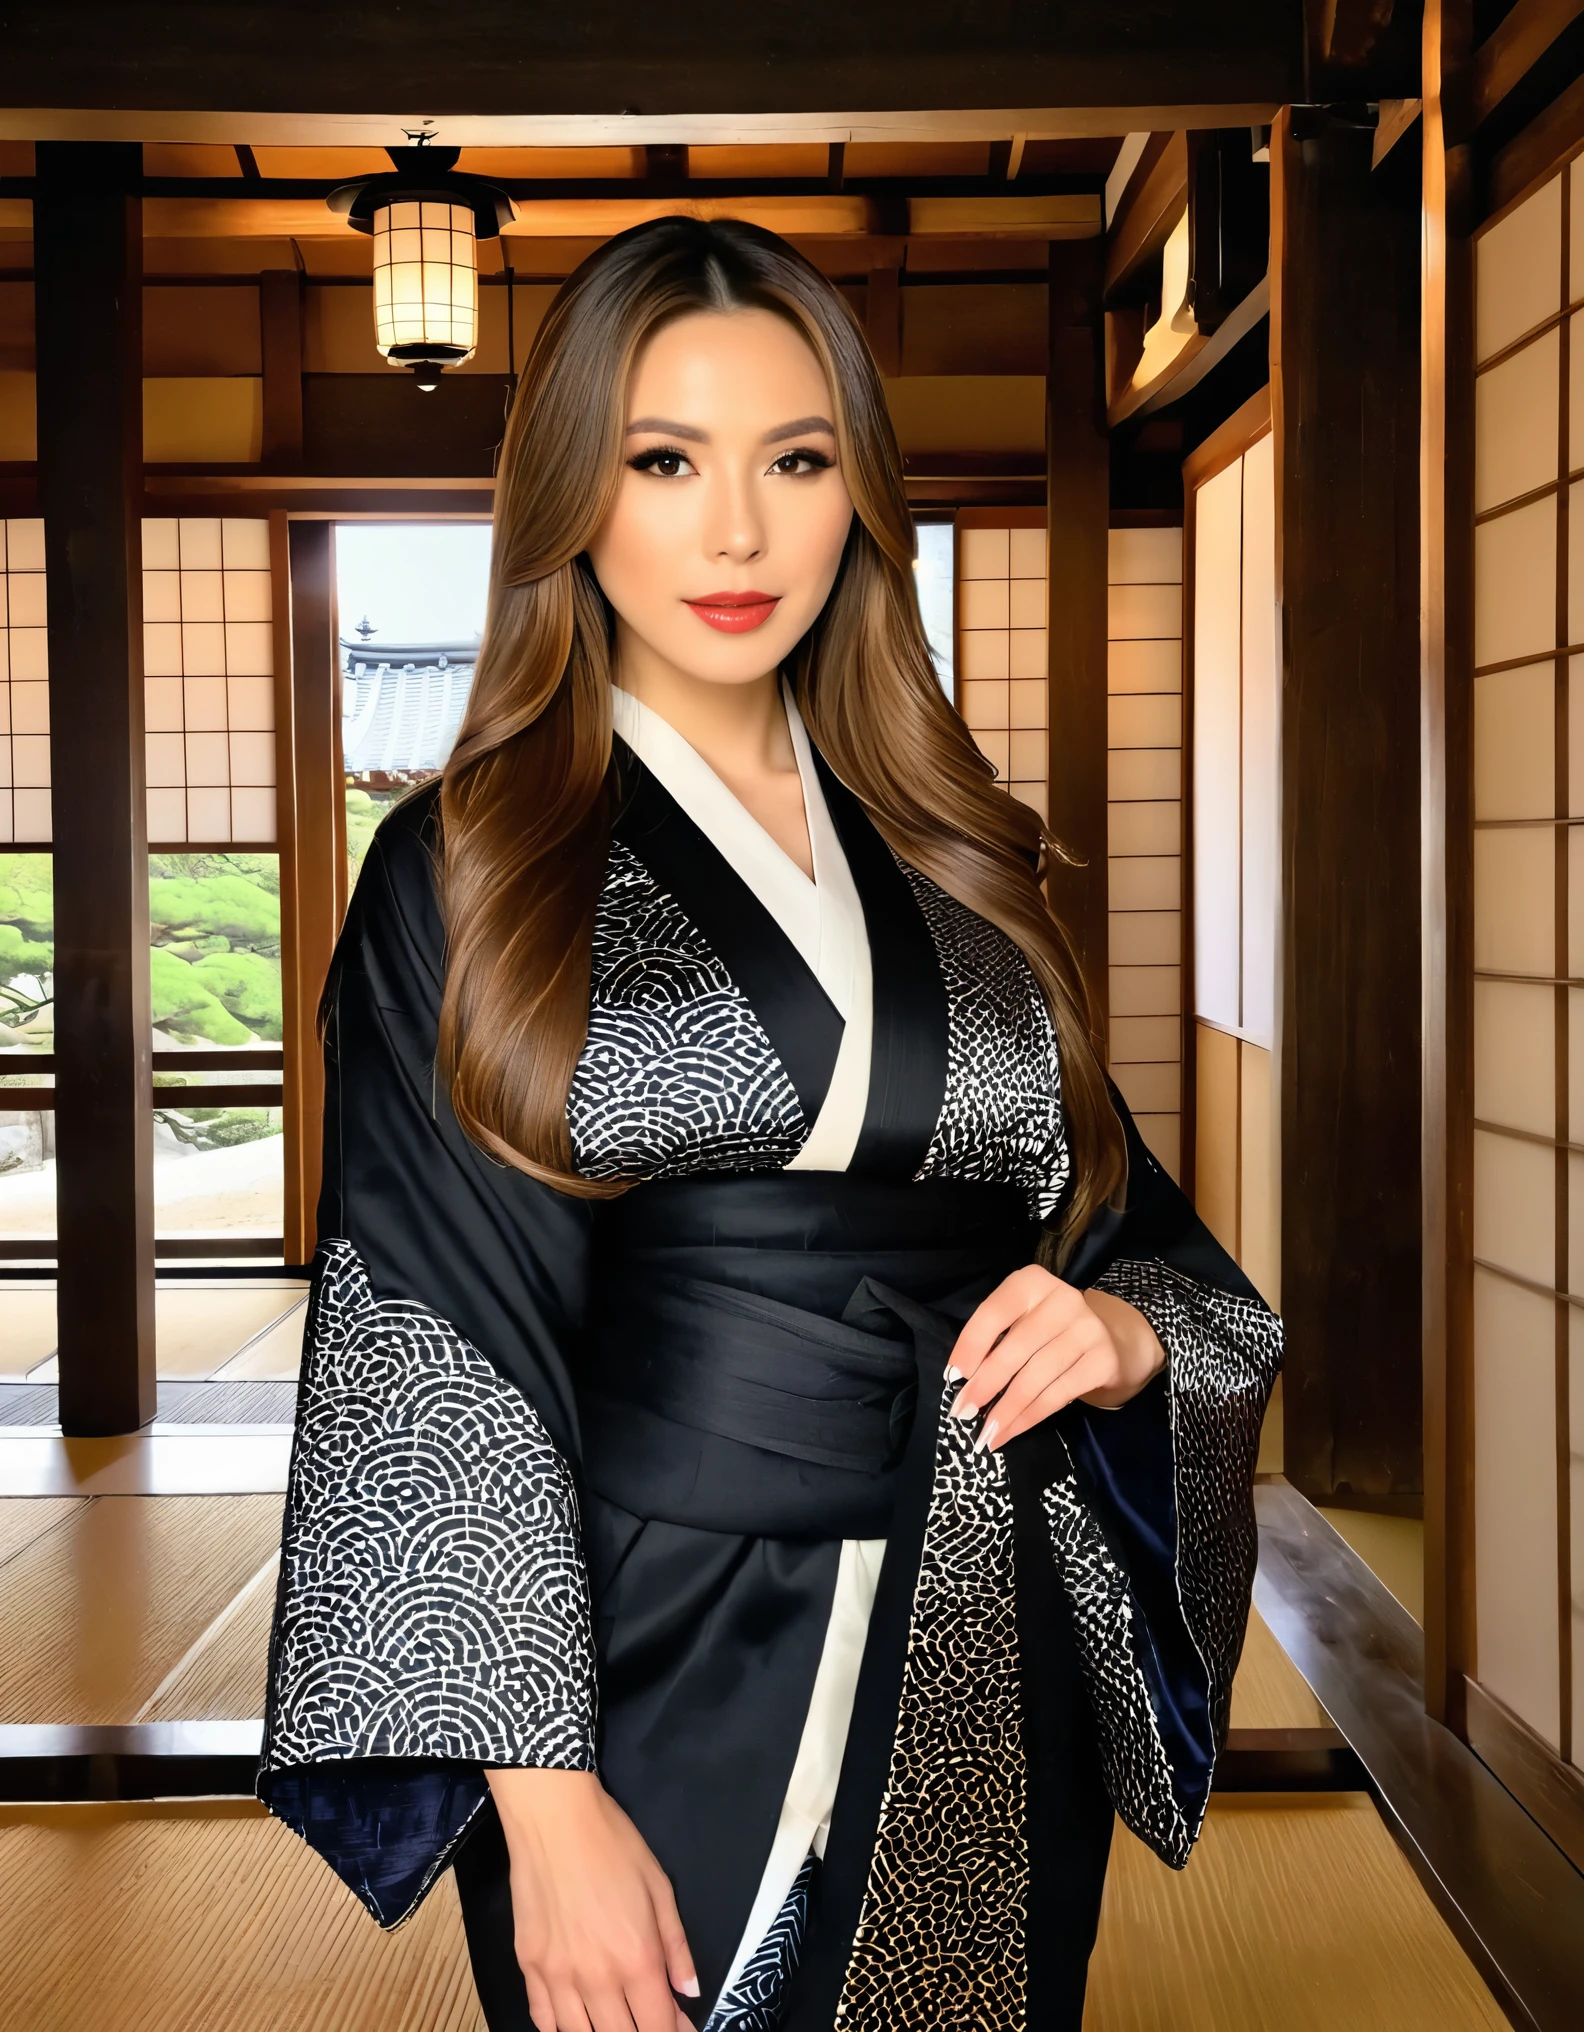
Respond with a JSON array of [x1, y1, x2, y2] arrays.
[[834, 1377, 1028, 2031], [1043, 1257, 1285, 1866], [264, 1238, 598, 1777], [703, 1851, 820, 2032], [897, 861, 1071, 1218], [570, 839, 807, 1181]]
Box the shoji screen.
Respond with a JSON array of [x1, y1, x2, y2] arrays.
[[0, 517, 278, 848], [0, 518, 47, 843], [142, 517, 277, 846], [1469, 162, 1581, 1765], [1107, 526, 1184, 1179], [956, 517, 1049, 821], [1187, 426, 1279, 1308]]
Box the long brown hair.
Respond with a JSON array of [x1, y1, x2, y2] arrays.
[[438, 215, 1124, 1256]]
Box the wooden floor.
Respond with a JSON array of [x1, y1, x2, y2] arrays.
[[0, 1791, 1507, 2031], [0, 1400, 1503, 2029]]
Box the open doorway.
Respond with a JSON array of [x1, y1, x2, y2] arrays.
[[335, 522, 493, 886]]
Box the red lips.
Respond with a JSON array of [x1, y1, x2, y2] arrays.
[[684, 590, 782, 633]]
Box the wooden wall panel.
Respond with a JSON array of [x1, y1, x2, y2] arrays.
[[1272, 110, 1424, 1511]]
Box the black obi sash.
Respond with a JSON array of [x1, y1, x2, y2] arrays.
[[581, 1174, 1037, 1540]]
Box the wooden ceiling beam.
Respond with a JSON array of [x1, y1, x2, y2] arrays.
[[1453, 0, 1584, 142], [0, 106, 1285, 152], [1103, 131, 1187, 302], [0, 189, 1104, 244], [1312, 0, 1399, 69]]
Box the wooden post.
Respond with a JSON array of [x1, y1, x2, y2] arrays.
[[259, 271, 305, 469], [34, 142, 154, 1434], [1046, 237, 1111, 1036], [284, 521, 343, 1256], [1420, 0, 1477, 1726], [1270, 108, 1425, 1509]]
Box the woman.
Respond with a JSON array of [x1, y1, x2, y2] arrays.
[[259, 216, 1281, 2032]]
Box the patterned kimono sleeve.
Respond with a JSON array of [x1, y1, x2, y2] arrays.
[[257, 788, 600, 1927], [1042, 1091, 1283, 1867]]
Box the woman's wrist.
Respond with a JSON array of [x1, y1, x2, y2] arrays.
[[1081, 1290, 1167, 1408]]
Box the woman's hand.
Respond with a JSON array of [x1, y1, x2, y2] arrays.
[[487, 1767, 699, 2032], [947, 1266, 1167, 1450]]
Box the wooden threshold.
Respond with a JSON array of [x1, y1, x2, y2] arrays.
[[0, 1721, 261, 1802], [1255, 1479, 1584, 2032], [0, 1718, 1362, 1805]]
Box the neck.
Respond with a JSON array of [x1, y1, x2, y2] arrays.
[[612, 625, 796, 779]]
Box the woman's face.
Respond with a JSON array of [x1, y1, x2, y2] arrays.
[[587, 307, 856, 688]]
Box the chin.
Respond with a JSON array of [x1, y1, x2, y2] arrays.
[[667, 622, 810, 685]]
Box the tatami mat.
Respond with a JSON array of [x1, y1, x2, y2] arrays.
[[1228, 1605, 1330, 1731], [0, 1801, 485, 2032], [8, 1280, 307, 1385], [0, 1494, 282, 1724], [0, 1791, 1507, 2031], [0, 1287, 60, 1376], [1085, 1793, 1507, 2030]]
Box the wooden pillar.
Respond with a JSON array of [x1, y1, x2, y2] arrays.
[[34, 142, 154, 1434], [260, 271, 304, 469], [1420, 0, 1477, 1724], [1046, 238, 1111, 1033], [1270, 109, 1424, 1509], [282, 521, 343, 1259]]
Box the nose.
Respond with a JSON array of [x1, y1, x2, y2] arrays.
[[703, 461, 766, 565]]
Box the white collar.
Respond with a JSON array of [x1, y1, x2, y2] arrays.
[[610, 681, 827, 986]]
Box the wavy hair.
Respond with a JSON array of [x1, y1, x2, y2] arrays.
[[437, 214, 1124, 1258]]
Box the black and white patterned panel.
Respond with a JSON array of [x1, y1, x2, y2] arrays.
[[570, 839, 808, 1183], [704, 1851, 819, 2032], [897, 861, 1071, 1220], [835, 1379, 1028, 2032], [1095, 1256, 1283, 1742], [1041, 1255, 1283, 1867], [1041, 1468, 1193, 1866], [264, 1237, 598, 1775]]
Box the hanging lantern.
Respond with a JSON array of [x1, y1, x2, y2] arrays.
[[329, 137, 514, 391]]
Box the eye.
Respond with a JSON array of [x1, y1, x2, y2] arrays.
[[767, 447, 836, 477], [629, 445, 696, 478]]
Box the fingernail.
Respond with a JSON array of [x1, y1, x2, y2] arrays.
[[950, 1395, 976, 1420], [680, 1977, 700, 1998], [974, 1420, 999, 1454], [945, 1365, 964, 1383]]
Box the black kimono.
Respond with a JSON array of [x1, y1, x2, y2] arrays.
[[258, 685, 1282, 2032]]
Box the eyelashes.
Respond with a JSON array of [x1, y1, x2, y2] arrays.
[[626, 445, 836, 477], [628, 445, 693, 476], [768, 448, 836, 474]]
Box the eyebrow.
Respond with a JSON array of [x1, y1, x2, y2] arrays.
[[624, 414, 838, 444], [762, 415, 837, 444]]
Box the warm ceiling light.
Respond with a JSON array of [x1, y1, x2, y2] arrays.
[[329, 135, 514, 391]]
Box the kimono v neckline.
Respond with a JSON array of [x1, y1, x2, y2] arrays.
[[610, 684, 823, 986], [611, 684, 875, 1171]]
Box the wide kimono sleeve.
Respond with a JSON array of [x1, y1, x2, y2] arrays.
[[256, 787, 600, 1927], [1032, 1088, 1284, 1869]]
